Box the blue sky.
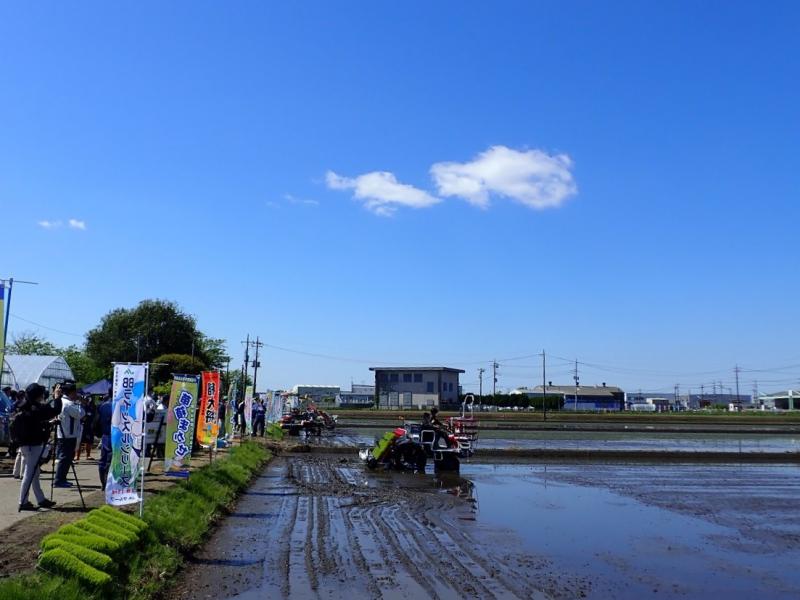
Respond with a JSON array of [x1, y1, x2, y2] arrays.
[[2, 1, 799, 394]]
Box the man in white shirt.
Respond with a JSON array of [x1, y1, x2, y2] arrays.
[[53, 382, 85, 487]]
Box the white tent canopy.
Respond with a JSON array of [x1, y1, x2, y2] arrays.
[[1, 354, 75, 392]]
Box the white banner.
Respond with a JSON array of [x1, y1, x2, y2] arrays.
[[106, 363, 147, 506]]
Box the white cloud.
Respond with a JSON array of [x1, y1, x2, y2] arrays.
[[68, 218, 87, 230], [325, 170, 440, 216], [430, 145, 577, 209], [37, 220, 62, 229], [283, 193, 319, 206]]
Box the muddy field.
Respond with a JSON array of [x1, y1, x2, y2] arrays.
[[169, 451, 800, 600], [168, 453, 589, 599]]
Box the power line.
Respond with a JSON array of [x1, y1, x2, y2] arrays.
[[9, 313, 84, 337]]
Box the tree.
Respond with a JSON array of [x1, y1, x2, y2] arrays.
[[86, 299, 216, 367], [150, 353, 207, 387], [196, 335, 229, 370], [6, 332, 106, 387], [7, 332, 59, 355], [60, 345, 108, 386]]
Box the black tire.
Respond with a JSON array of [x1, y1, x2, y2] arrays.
[[414, 449, 427, 473], [392, 441, 426, 472], [434, 453, 460, 473]]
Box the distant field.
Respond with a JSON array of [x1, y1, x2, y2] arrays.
[[332, 408, 800, 425]]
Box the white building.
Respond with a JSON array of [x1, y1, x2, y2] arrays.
[[290, 385, 340, 404], [337, 384, 375, 408]]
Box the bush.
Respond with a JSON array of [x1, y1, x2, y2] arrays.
[[38, 548, 112, 591]]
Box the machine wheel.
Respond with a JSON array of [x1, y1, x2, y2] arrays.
[[393, 441, 427, 472], [434, 453, 460, 473]]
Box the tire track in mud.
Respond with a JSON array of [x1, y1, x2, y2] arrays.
[[170, 454, 561, 600]]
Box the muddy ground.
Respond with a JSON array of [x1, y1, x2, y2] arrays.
[[168, 453, 590, 600]]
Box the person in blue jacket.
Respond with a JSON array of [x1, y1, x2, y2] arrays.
[[95, 394, 113, 490]]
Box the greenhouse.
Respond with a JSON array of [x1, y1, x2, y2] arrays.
[[0, 354, 75, 392]]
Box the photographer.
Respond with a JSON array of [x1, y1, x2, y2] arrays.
[[11, 383, 58, 511], [53, 381, 84, 488]]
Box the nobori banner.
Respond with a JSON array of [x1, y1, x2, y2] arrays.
[[244, 385, 254, 435], [107, 363, 147, 506], [164, 374, 199, 477], [196, 371, 220, 448]]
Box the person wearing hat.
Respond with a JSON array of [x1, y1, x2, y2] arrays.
[[53, 381, 85, 488], [12, 383, 59, 511]]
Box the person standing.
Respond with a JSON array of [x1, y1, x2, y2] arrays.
[[218, 395, 227, 438], [12, 383, 58, 511], [53, 382, 84, 488], [252, 399, 266, 437], [49, 382, 63, 414], [236, 397, 246, 436], [95, 393, 113, 490], [75, 395, 96, 461]]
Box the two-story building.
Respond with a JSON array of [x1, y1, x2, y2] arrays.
[[369, 367, 464, 409]]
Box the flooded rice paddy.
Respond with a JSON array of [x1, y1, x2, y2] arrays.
[[170, 450, 800, 599], [333, 426, 800, 454]]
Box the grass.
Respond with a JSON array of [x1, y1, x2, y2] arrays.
[[0, 441, 271, 600]]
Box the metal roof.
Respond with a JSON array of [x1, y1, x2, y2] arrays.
[[369, 367, 465, 373], [1, 354, 75, 390], [532, 384, 624, 396]]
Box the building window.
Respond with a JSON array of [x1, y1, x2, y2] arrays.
[[390, 373, 399, 383], [414, 373, 422, 382], [426, 382, 434, 393], [403, 373, 412, 383]]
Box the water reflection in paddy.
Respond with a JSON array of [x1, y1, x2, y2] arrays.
[[446, 462, 800, 599]]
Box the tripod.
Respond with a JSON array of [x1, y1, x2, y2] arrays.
[[46, 420, 87, 510]]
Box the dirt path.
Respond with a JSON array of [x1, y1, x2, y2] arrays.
[[169, 454, 587, 599]]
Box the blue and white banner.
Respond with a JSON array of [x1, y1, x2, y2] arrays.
[[106, 363, 147, 506]]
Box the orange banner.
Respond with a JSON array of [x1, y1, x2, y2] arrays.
[[197, 371, 220, 448]]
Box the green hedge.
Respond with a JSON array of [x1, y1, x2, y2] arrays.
[[0, 441, 271, 600]]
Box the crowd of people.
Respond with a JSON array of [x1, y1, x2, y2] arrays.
[[4, 382, 278, 512], [4, 382, 114, 512]]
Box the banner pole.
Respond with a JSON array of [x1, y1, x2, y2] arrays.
[[139, 363, 149, 518]]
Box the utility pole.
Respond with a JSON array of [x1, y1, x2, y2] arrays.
[[674, 384, 680, 412], [478, 368, 485, 405], [573, 359, 579, 411], [753, 380, 759, 407], [251, 336, 264, 393], [734, 364, 741, 409], [700, 384, 705, 407], [492, 360, 499, 397], [540, 350, 547, 422], [241, 334, 250, 401]]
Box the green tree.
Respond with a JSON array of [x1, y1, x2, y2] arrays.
[[60, 345, 107, 387], [196, 335, 229, 370], [6, 332, 106, 387], [150, 353, 207, 387], [86, 299, 219, 366], [7, 331, 59, 355]]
